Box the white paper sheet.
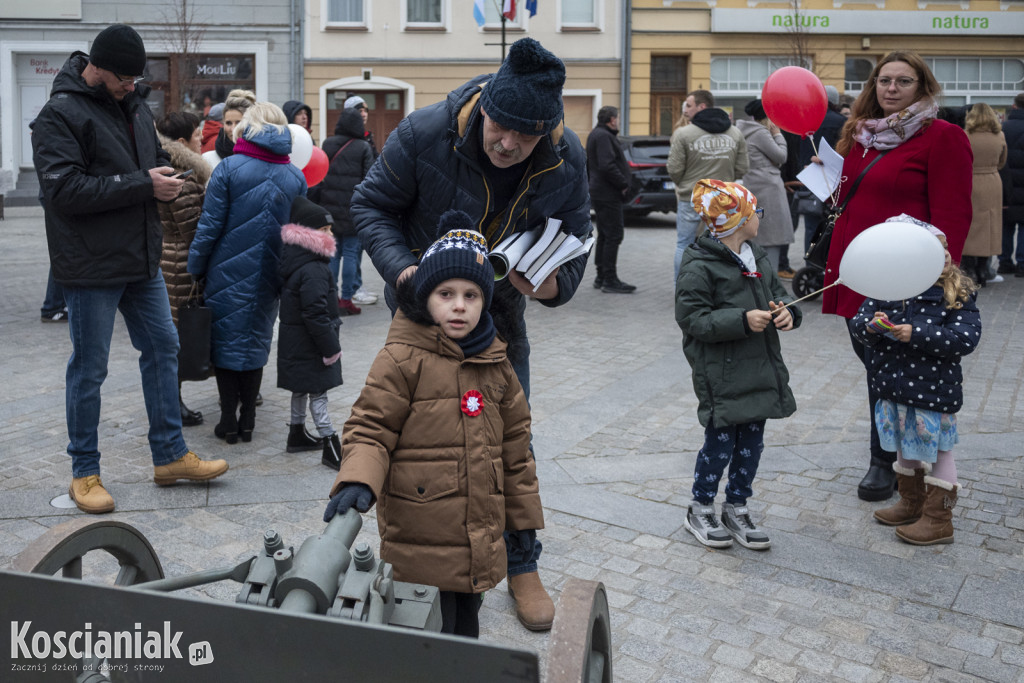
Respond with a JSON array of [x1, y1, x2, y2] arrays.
[[797, 138, 844, 202]]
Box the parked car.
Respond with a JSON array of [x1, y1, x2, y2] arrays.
[[620, 135, 675, 217]]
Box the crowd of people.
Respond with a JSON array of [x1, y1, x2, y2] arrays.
[[30, 21, 1023, 639]]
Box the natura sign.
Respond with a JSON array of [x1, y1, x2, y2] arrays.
[[710, 9, 1022, 35]]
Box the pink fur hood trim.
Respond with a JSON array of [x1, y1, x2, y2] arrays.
[[281, 222, 337, 259]]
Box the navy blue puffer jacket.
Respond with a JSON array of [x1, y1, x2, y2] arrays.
[[351, 75, 591, 357], [850, 286, 981, 413], [189, 126, 306, 371]]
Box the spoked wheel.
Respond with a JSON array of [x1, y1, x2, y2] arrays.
[[13, 518, 164, 585], [546, 579, 613, 683], [792, 266, 825, 300]]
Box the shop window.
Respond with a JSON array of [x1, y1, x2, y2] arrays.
[[844, 57, 875, 93], [710, 56, 808, 92], [926, 57, 1024, 92], [404, 0, 444, 26], [327, 0, 368, 26], [144, 54, 256, 118], [562, 0, 598, 27]]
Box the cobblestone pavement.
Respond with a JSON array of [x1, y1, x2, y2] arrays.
[[2, 205, 1022, 681]]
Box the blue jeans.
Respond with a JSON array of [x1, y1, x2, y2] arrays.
[[674, 199, 702, 280], [63, 273, 187, 477], [692, 420, 766, 506], [506, 323, 540, 576], [329, 235, 364, 300], [1001, 213, 1024, 267], [41, 266, 65, 316]]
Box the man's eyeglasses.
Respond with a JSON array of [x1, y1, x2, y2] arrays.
[[113, 72, 145, 86], [875, 76, 918, 89], [754, 207, 765, 218]]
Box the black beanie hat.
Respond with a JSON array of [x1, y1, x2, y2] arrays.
[[89, 24, 148, 77], [479, 38, 565, 136], [290, 196, 333, 230], [744, 99, 766, 120], [414, 211, 494, 309]]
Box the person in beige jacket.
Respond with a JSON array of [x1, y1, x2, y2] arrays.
[[324, 213, 543, 638], [962, 102, 1008, 285]]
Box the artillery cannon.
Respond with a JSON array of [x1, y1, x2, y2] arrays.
[[2, 510, 611, 682]]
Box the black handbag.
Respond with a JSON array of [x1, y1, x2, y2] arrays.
[[803, 151, 888, 270], [177, 283, 212, 382]]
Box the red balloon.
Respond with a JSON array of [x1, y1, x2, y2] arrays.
[[302, 146, 329, 187], [761, 66, 827, 138]]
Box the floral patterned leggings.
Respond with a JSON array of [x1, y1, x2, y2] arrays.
[[692, 420, 766, 506]]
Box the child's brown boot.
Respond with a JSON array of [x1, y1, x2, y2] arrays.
[[895, 476, 959, 545], [873, 464, 926, 526], [508, 571, 555, 631]]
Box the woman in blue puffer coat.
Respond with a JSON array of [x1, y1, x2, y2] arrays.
[[189, 101, 306, 444]]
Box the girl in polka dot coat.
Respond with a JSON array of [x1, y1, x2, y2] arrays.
[[850, 228, 981, 546]]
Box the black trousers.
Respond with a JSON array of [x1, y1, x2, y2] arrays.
[[438, 591, 483, 638], [591, 198, 625, 281], [846, 321, 892, 468], [214, 367, 263, 433]]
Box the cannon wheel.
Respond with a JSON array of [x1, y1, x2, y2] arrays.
[[545, 579, 612, 683], [13, 518, 164, 585]]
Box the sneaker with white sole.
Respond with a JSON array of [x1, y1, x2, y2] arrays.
[[352, 288, 378, 305], [721, 503, 771, 550], [684, 502, 733, 548]]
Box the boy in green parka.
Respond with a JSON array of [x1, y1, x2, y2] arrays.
[[675, 178, 801, 550]]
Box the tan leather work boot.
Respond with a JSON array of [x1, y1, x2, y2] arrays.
[[154, 451, 228, 486], [69, 475, 115, 514], [507, 571, 555, 631]]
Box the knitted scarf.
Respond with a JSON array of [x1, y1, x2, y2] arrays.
[[853, 100, 939, 151], [233, 137, 291, 164]]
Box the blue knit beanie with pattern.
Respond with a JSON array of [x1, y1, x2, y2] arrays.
[[414, 211, 494, 309], [479, 38, 565, 137]]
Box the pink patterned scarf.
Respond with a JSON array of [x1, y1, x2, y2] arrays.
[[853, 99, 939, 151]]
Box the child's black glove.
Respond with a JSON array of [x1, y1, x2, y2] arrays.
[[323, 483, 374, 522]]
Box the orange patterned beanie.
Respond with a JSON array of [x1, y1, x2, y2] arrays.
[[691, 178, 758, 238]]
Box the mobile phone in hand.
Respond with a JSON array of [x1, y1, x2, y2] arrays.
[[174, 169, 194, 179]]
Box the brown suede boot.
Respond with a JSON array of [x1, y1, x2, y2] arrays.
[[873, 464, 926, 526], [895, 476, 959, 545], [153, 451, 229, 486], [69, 475, 115, 514], [507, 571, 555, 631]]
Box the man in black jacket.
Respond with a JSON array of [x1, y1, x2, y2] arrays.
[[32, 24, 228, 515], [586, 106, 635, 293], [999, 93, 1024, 276]]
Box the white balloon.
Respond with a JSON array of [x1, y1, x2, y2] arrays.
[[839, 221, 946, 301], [288, 123, 314, 169]]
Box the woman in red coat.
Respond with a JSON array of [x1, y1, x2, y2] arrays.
[[821, 51, 972, 502]]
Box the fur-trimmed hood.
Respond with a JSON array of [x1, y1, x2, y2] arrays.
[[281, 222, 337, 259], [156, 132, 212, 186]]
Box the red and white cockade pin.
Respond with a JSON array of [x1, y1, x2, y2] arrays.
[[461, 390, 484, 416]]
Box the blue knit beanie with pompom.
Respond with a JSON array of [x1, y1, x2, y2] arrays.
[[479, 38, 565, 136]]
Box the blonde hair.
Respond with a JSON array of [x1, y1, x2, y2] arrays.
[[965, 102, 1002, 135], [936, 236, 978, 309], [223, 89, 256, 115], [234, 101, 287, 142]]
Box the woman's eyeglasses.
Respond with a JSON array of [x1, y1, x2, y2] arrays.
[[875, 76, 918, 89]]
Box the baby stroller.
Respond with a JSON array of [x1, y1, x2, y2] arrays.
[[791, 217, 829, 300]]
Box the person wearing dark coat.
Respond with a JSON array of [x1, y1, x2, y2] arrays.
[[31, 24, 228, 515], [317, 107, 375, 315], [277, 197, 344, 468], [999, 94, 1024, 276], [283, 100, 314, 137], [586, 105, 635, 293]]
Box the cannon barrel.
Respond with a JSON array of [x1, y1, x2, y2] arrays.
[[276, 509, 362, 614]]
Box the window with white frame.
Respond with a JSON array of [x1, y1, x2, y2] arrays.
[[711, 56, 810, 119], [405, 0, 444, 26], [326, 0, 368, 26], [482, 0, 524, 28], [845, 56, 1024, 106], [561, 0, 598, 27]]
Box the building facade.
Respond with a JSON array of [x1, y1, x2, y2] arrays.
[[0, 0, 300, 194], [628, 0, 1024, 135], [302, 0, 623, 147]]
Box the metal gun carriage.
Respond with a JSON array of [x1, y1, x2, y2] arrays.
[[2, 510, 611, 682]]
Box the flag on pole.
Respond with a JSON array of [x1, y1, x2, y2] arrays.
[[473, 0, 486, 26], [503, 0, 516, 20], [526, 0, 537, 16]]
